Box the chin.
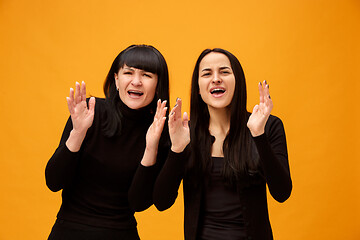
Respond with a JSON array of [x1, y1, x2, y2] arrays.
[[128, 103, 145, 110], [207, 101, 232, 110]]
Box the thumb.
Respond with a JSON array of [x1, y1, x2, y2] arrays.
[[88, 97, 96, 113], [252, 104, 259, 114]]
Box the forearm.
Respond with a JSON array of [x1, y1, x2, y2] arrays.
[[253, 118, 292, 202], [45, 144, 80, 192], [128, 163, 159, 212], [128, 144, 170, 211], [153, 145, 189, 211], [45, 117, 81, 192]]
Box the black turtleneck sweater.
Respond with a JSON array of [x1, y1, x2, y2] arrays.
[[45, 98, 169, 229]]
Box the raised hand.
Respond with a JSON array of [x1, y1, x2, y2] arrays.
[[141, 99, 167, 166], [66, 81, 95, 133], [65, 81, 95, 152], [247, 80, 273, 137], [168, 98, 190, 153], [145, 99, 168, 151]]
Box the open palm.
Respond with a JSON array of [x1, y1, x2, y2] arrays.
[[146, 99, 168, 150], [168, 98, 190, 153], [247, 80, 273, 137], [66, 81, 95, 134]]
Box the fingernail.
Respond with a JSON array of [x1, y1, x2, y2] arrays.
[[264, 80, 267, 85], [174, 104, 178, 107], [259, 82, 262, 86], [269, 95, 271, 99]]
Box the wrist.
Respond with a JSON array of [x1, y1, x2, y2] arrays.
[[250, 129, 264, 137], [171, 145, 186, 153], [66, 129, 87, 152], [141, 147, 158, 167], [72, 129, 87, 137]]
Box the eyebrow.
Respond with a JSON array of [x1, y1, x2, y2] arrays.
[[219, 66, 231, 70], [201, 66, 231, 72], [123, 67, 134, 71]]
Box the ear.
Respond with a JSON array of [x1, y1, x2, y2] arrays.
[[114, 73, 119, 90]]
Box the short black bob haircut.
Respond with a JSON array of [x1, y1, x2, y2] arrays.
[[102, 44, 170, 137], [189, 48, 259, 184]]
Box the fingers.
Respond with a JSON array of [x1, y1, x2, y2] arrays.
[[259, 82, 264, 104], [168, 105, 176, 128], [173, 98, 182, 120], [80, 81, 86, 102], [262, 80, 273, 111], [69, 87, 75, 104], [183, 112, 189, 128], [75, 82, 81, 104], [168, 99, 179, 130], [67, 87, 75, 114], [66, 96, 74, 115], [159, 101, 168, 120], [154, 99, 161, 119], [154, 99, 167, 124]]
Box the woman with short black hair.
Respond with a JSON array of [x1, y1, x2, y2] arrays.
[[46, 44, 170, 240]]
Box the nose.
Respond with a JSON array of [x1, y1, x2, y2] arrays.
[[212, 73, 222, 84], [131, 73, 142, 86]]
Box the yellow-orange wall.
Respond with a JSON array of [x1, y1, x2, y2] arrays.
[[1, 0, 359, 239]]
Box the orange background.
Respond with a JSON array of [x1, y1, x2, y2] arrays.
[[0, 0, 359, 239]]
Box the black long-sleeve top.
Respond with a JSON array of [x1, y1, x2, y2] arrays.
[[153, 115, 292, 240], [45, 98, 169, 229]]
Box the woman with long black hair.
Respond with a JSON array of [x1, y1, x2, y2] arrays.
[[154, 48, 292, 240], [46, 44, 170, 240]]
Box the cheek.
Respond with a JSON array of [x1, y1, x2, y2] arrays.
[[117, 79, 129, 92], [146, 79, 158, 97], [198, 79, 207, 96]]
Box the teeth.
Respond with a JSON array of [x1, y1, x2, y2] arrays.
[[128, 91, 143, 96], [211, 88, 225, 94]]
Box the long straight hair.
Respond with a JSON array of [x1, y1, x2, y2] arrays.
[[102, 44, 170, 138], [190, 48, 259, 184]]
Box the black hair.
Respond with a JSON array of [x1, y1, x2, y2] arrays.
[[189, 48, 259, 185], [102, 44, 170, 138]]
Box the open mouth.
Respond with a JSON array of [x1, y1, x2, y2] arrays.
[[128, 90, 144, 97], [210, 88, 226, 96]]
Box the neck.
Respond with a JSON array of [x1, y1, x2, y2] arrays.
[[208, 106, 231, 135]]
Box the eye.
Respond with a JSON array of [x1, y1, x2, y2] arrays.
[[123, 71, 132, 75], [221, 71, 230, 74], [201, 72, 211, 77], [143, 73, 152, 78]]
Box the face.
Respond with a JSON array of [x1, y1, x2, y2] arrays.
[[115, 64, 158, 109], [198, 52, 235, 110]]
